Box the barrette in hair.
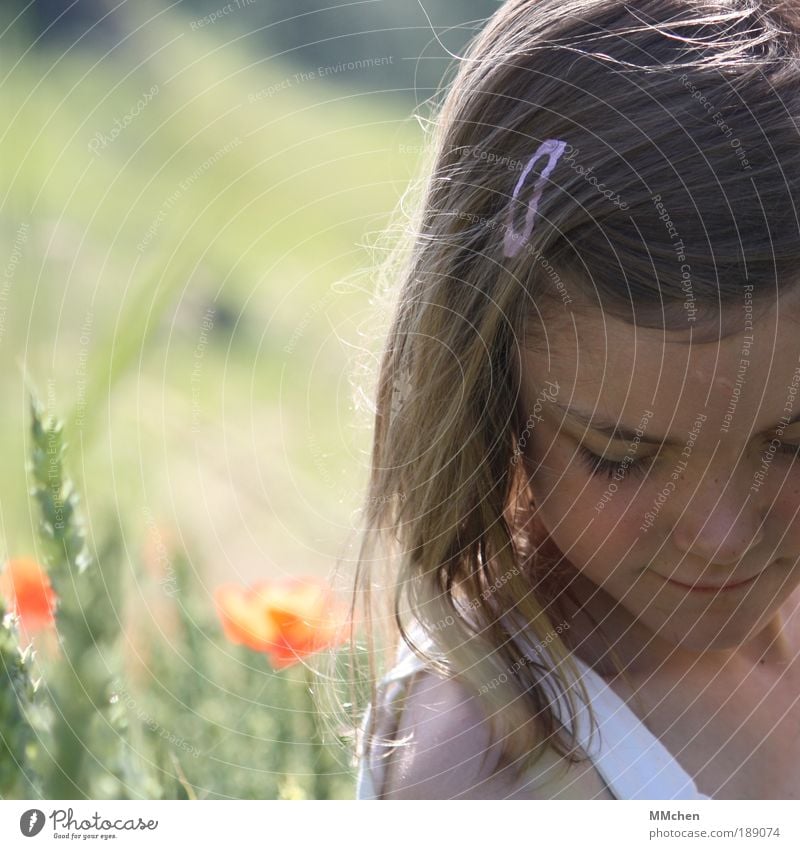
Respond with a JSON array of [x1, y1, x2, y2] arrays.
[[503, 138, 568, 258]]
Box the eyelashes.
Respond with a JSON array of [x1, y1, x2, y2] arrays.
[[775, 441, 800, 461], [577, 441, 800, 482], [576, 445, 654, 481]]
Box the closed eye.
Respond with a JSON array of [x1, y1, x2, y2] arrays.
[[774, 440, 800, 459], [577, 445, 656, 481], [579, 439, 800, 482]]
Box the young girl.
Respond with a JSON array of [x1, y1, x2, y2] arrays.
[[352, 0, 800, 800]]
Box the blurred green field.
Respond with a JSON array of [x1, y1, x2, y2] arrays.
[[0, 1, 435, 800], [0, 3, 425, 585]]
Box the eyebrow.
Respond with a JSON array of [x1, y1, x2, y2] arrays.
[[551, 403, 800, 446]]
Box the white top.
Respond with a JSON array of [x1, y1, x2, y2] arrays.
[[356, 639, 712, 800]]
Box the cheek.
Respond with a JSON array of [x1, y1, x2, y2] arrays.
[[769, 483, 800, 551]]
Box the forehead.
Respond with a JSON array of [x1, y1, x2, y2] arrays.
[[520, 287, 800, 432]]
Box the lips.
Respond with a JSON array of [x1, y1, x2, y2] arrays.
[[660, 572, 761, 592]]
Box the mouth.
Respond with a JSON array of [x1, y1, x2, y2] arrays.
[[659, 572, 762, 593]]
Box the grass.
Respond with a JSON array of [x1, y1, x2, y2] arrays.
[[0, 2, 425, 799], [0, 2, 423, 579]]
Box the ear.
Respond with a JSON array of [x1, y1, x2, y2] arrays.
[[523, 492, 552, 553], [506, 450, 549, 546]]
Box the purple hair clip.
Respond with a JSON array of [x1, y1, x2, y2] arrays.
[[503, 138, 568, 258]]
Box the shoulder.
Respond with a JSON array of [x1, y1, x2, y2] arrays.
[[377, 669, 614, 799]]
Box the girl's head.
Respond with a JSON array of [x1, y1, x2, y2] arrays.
[[520, 285, 800, 659], [356, 0, 800, 769]]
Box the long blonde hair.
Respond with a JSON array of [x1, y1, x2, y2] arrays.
[[351, 0, 800, 779]]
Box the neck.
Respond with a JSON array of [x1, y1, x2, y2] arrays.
[[551, 564, 800, 678]]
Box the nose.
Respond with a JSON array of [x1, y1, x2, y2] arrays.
[[669, 479, 766, 566]]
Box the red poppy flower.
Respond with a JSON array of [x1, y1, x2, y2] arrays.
[[214, 577, 348, 668], [0, 557, 58, 641]]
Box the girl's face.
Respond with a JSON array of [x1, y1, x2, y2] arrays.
[[521, 290, 800, 653]]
